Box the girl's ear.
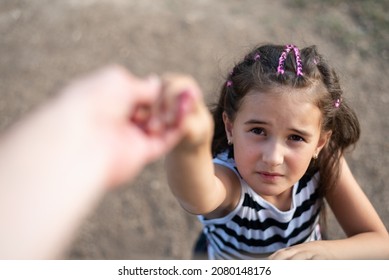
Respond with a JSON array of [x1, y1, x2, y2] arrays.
[[222, 112, 234, 142], [315, 130, 332, 156]]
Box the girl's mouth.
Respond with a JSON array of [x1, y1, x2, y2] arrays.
[[258, 171, 283, 182]]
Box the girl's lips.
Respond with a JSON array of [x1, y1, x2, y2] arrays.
[[260, 171, 282, 176], [258, 171, 283, 182]]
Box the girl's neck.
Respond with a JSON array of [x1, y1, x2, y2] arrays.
[[257, 187, 293, 211]]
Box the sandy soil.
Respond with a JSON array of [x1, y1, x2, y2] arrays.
[[1, 0, 388, 259]]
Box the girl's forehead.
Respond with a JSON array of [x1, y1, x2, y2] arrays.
[[242, 88, 316, 108], [238, 89, 323, 128]]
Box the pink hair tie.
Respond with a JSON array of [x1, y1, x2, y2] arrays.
[[226, 80, 233, 87], [254, 53, 260, 61], [334, 98, 341, 108], [277, 45, 293, 74], [292, 46, 303, 76], [277, 44, 304, 76]]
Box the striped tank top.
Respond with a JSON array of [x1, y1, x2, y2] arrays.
[[198, 151, 322, 259]]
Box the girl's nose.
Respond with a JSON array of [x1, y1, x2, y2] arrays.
[[262, 140, 284, 167]]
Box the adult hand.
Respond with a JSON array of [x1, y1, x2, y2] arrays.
[[0, 66, 192, 259], [57, 66, 192, 186]]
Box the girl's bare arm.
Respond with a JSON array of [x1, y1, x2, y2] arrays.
[[164, 74, 235, 215], [270, 157, 389, 259], [323, 157, 389, 259]]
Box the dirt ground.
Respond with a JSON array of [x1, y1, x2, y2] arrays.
[[1, 0, 388, 259]]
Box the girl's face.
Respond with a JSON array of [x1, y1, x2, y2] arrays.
[[223, 89, 330, 205]]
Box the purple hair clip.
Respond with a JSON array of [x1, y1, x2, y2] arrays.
[[226, 80, 233, 87], [334, 98, 341, 108], [277, 44, 303, 76], [254, 53, 260, 61]]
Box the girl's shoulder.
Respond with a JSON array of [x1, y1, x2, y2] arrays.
[[213, 150, 241, 177], [214, 149, 234, 164]]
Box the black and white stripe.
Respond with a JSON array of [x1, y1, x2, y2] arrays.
[[198, 152, 322, 260]]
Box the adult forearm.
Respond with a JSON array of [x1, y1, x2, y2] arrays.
[[0, 98, 107, 259]]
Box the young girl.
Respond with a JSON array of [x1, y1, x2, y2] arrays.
[[164, 44, 389, 259]]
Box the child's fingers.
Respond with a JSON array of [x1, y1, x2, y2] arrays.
[[141, 74, 197, 133], [158, 89, 194, 129], [144, 88, 194, 135], [170, 89, 194, 127], [160, 73, 202, 121], [161, 73, 202, 101]]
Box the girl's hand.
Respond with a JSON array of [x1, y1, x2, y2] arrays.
[[159, 73, 214, 151], [268, 241, 334, 260]]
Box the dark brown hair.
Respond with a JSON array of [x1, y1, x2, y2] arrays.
[[211, 44, 360, 198]]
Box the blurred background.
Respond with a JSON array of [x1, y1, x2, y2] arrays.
[[1, 0, 388, 259]]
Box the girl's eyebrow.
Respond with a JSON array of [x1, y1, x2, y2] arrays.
[[289, 128, 313, 138], [244, 119, 313, 138], [244, 119, 267, 125]]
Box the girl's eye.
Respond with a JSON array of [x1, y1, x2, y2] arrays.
[[250, 128, 265, 135], [289, 135, 305, 142]]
